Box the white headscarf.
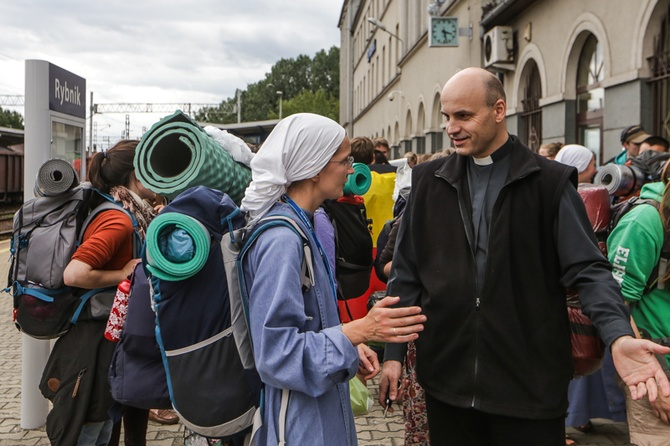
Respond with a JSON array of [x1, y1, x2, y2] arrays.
[[554, 144, 594, 173], [240, 113, 346, 221]]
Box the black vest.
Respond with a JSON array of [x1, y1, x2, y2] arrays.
[[398, 136, 578, 419]]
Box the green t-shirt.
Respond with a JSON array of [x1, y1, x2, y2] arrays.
[[608, 182, 670, 367]]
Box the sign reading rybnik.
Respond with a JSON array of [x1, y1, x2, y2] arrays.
[[48, 63, 86, 118]]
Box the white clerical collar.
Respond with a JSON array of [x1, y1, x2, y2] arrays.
[[473, 155, 494, 166]]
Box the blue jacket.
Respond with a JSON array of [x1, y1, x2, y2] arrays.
[[243, 201, 359, 446]]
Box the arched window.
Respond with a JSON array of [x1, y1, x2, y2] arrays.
[[649, 3, 670, 139], [520, 60, 542, 151], [576, 34, 605, 163], [416, 103, 426, 154]]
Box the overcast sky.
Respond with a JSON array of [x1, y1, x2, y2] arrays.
[[0, 1, 343, 147]]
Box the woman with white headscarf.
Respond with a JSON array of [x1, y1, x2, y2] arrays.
[[555, 144, 597, 184], [240, 113, 425, 446]]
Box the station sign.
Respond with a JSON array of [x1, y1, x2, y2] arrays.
[[48, 63, 86, 118]]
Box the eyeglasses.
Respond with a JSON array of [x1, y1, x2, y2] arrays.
[[329, 155, 354, 168]]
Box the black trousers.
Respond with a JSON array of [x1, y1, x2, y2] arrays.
[[108, 406, 149, 446], [425, 393, 565, 446]]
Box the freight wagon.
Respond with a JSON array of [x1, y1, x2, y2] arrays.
[[0, 145, 23, 203]]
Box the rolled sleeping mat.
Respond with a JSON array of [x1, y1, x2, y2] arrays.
[[34, 158, 79, 197], [145, 212, 211, 282], [577, 183, 611, 234], [343, 162, 372, 196], [134, 110, 252, 202], [593, 163, 645, 197]]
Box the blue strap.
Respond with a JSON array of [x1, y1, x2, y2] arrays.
[[11, 282, 73, 303], [223, 207, 242, 243], [236, 217, 313, 336], [70, 286, 115, 324]]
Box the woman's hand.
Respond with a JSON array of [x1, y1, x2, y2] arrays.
[[342, 295, 425, 346], [356, 343, 380, 382]]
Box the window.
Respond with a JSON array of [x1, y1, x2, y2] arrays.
[[520, 60, 542, 151], [649, 3, 670, 139], [576, 34, 604, 164]]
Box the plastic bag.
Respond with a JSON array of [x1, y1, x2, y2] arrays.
[[349, 376, 373, 416]]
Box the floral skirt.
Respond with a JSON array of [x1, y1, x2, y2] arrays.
[[402, 340, 430, 445]]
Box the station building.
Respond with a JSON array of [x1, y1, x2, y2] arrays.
[[338, 0, 670, 164]]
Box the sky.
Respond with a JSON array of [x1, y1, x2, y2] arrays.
[[0, 1, 343, 148]]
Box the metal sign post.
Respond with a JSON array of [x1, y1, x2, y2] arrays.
[[22, 60, 86, 429]]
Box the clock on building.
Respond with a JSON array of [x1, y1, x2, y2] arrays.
[[430, 16, 459, 47]]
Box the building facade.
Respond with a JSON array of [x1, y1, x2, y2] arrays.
[[338, 0, 670, 164]]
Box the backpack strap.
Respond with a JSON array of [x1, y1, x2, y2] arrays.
[[631, 199, 670, 294], [81, 192, 143, 257], [236, 215, 313, 446], [241, 215, 314, 291], [277, 388, 290, 446], [68, 194, 141, 324]]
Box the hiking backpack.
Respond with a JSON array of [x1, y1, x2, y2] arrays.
[[609, 195, 670, 293], [109, 262, 172, 410], [321, 196, 373, 300], [5, 183, 138, 339], [145, 186, 312, 442]]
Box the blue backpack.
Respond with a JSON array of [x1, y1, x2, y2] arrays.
[[144, 186, 312, 442], [108, 262, 172, 410]]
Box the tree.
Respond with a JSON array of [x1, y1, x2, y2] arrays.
[[197, 46, 340, 124], [270, 89, 339, 121], [310, 47, 340, 96], [0, 107, 24, 129]]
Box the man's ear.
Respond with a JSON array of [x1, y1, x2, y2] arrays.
[[493, 99, 507, 123]]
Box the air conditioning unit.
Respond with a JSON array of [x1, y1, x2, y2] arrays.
[[484, 26, 514, 67]]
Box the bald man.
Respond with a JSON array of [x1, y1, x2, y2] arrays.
[[379, 68, 670, 445]]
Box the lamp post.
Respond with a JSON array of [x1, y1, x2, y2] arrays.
[[276, 91, 283, 119], [366, 17, 404, 53], [236, 88, 242, 123]]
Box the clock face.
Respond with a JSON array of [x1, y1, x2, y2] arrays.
[[430, 17, 458, 47]]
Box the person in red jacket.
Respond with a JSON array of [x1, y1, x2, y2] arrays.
[[42, 140, 165, 446]]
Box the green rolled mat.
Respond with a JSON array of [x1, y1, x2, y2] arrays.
[[34, 158, 79, 197], [343, 162, 372, 196], [134, 110, 252, 202], [145, 212, 211, 281]]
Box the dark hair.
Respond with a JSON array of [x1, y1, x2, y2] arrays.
[[485, 74, 506, 106], [643, 136, 670, 151], [374, 150, 390, 165], [88, 139, 138, 193], [351, 136, 374, 164]]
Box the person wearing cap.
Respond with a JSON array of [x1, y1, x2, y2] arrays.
[[611, 125, 652, 164]]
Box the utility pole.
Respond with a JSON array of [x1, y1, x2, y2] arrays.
[[89, 91, 94, 153], [237, 89, 242, 123]]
